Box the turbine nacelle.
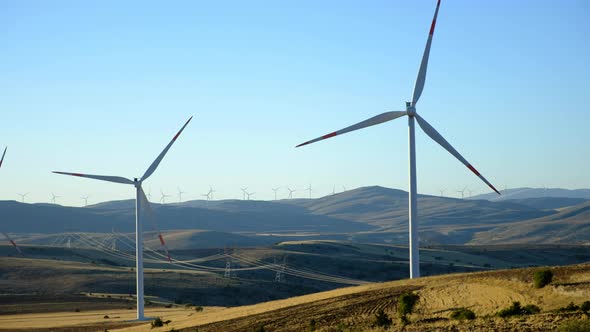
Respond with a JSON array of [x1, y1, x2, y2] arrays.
[[405, 102, 416, 116]]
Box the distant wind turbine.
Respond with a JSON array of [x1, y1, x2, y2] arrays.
[[147, 187, 152, 201], [81, 195, 90, 206], [177, 187, 186, 202], [332, 185, 336, 195], [241, 187, 248, 200], [208, 186, 215, 200], [51, 192, 60, 204], [272, 187, 281, 200], [246, 192, 255, 200], [438, 189, 445, 197], [456, 187, 467, 199], [287, 187, 296, 199], [17, 193, 29, 203], [160, 189, 171, 204], [53, 116, 192, 320], [295, 0, 499, 279], [306, 184, 312, 199]]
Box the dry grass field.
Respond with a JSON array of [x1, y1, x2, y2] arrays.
[[2, 263, 590, 331]]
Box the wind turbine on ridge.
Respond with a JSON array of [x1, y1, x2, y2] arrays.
[[0, 147, 21, 254], [240, 187, 248, 200], [272, 187, 281, 200], [81, 195, 90, 207], [177, 187, 186, 202], [53, 116, 192, 320], [17, 192, 28, 203], [456, 187, 467, 199], [306, 184, 312, 199], [208, 186, 215, 200], [51, 193, 60, 204], [160, 189, 171, 204], [246, 192, 255, 200], [295, 0, 499, 279], [287, 187, 296, 199]]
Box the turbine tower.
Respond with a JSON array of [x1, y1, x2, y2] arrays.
[[438, 189, 445, 197], [1, 147, 21, 254], [240, 187, 248, 200], [17, 192, 28, 203], [295, 0, 499, 279], [456, 187, 467, 199], [306, 184, 312, 199], [81, 195, 89, 206], [287, 187, 296, 199], [53, 116, 192, 320], [246, 192, 255, 200], [208, 186, 215, 200]]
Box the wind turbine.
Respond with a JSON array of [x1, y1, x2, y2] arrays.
[[272, 187, 281, 200], [0, 147, 20, 254], [456, 187, 467, 199], [81, 195, 90, 206], [53, 116, 192, 320], [240, 187, 248, 200], [306, 184, 312, 199], [246, 192, 255, 200], [51, 193, 60, 204], [295, 0, 499, 279], [147, 187, 152, 201], [208, 186, 215, 200], [160, 189, 170, 204], [332, 185, 336, 195], [438, 189, 445, 197], [287, 187, 296, 199], [177, 187, 186, 203], [17, 193, 28, 203], [467, 188, 475, 197]]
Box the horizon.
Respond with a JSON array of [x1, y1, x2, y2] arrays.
[[1, 0, 588, 206]]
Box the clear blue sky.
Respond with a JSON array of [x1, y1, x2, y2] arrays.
[[0, 0, 588, 206]]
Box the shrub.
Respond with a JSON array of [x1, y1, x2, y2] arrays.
[[373, 309, 392, 328], [103, 315, 109, 319], [254, 325, 266, 332], [449, 308, 476, 320], [74, 308, 80, 312], [194, 305, 204, 312], [581, 301, 590, 312], [398, 292, 419, 317], [308, 319, 317, 331], [497, 302, 541, 317], [558, 319, 590, 332], [151, 317, 164, 328], [558, 302, 580, 312], [533, 269, 553, 288]]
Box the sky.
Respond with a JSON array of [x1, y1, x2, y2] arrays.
[[0, 0, 588, 206]]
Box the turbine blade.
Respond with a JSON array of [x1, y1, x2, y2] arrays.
[[411, 0, 441, 105], [296, 111, 407, 147], [415, 114, 500, 195], [0, 147, 6, 168], [2, 232, 22, 254], [52, 171, 134, 185], [139, 187, 171, 262], [141, 116, 193, 181]]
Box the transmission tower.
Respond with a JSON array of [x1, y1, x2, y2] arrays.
[[274, 256, 287, 283], [224, 247, 234, 278]]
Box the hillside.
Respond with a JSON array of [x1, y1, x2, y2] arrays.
[[471, 187, 590, 201], [4, 262, 590, 331], [471, 200, 590, 244]]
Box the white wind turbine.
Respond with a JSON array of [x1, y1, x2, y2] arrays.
[[287, 187, 296, 199], [272, 187, 281, 200], [0, 147, 21, 254], [208, 186, 215, 200], [160, 189, 171, 204], [51, 193, 60, 204], [456, 186, 467, 199], [53, 116, 192, 320], [177, 187, 186, 203], [81, 195, 90, 206], [306, 184, 312, 199], [240, 187, 248, 200], [17, 192, 28, 203], [246, 192, 255, 200], [296, 0, 499, 279]]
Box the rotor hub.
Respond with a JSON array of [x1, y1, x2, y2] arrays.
[[406, 102, 416, 117]]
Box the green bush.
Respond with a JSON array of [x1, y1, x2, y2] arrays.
[[449, 308, 476, 320], [373, 309, 392, 328], [254, 325, 266, 332], [194, 305, 204, 312], [559, 302, 580, 312], [308, 319, 317, 331], [533, 269, 553, 288], [151, 317, 164, 328], [581, 301, 590, 312], [397, 292, 420, 317], [497, 302, 541, 317], [558, 319, 590, 332]]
